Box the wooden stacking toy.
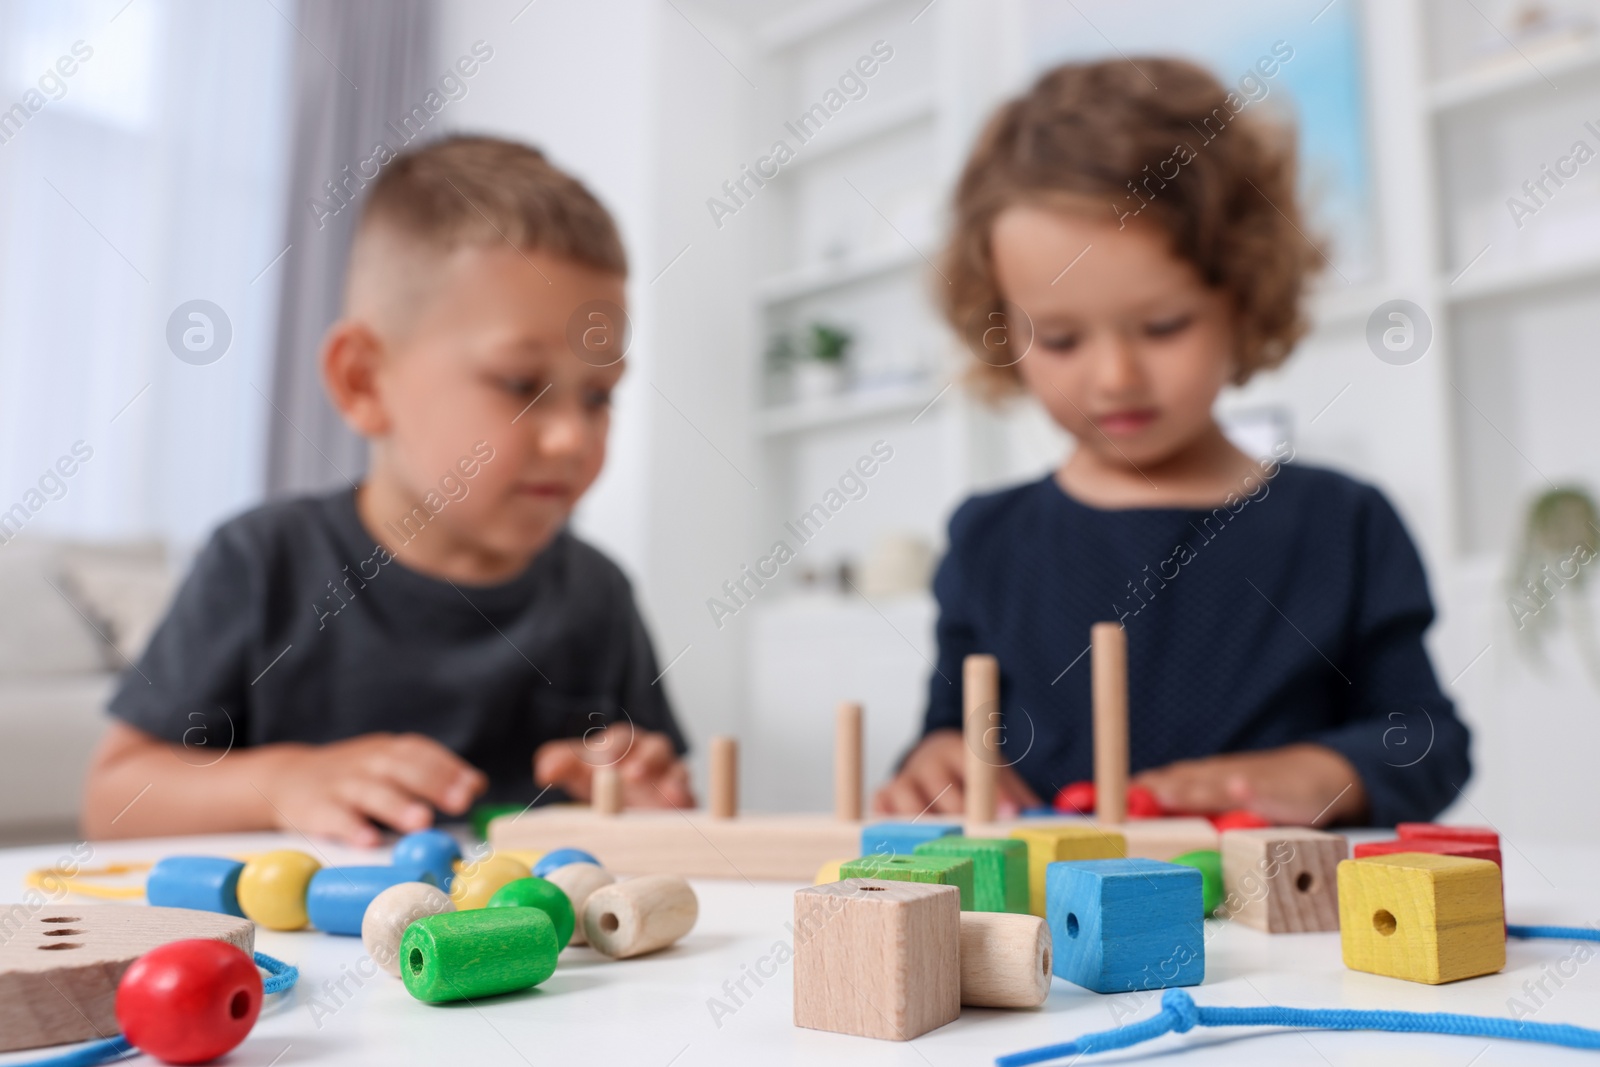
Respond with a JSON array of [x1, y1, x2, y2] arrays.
[[400, 907, 559, 1003], [1221, 827, 1348, 933], [958, 911, 1051, 1008], [362, 882, 455, 977], [582, 874, 699, 959], [794, 878, 961, 1041], [1046, 858, 1204, 993], [1337, 852, 1505, 984]]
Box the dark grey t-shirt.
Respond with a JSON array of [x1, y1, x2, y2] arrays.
[[109, 489, 686, 806]]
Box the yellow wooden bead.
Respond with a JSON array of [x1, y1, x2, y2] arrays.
[[1010, 825, 1126, 917], [814, 859, 845, 885], [450, 855, 530, 910], [497, 849, 545, 870], [236, 849, 321, 930], [1337, 852, 1504, 984]]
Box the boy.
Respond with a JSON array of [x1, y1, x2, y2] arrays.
[[83, 137, 692, 846]]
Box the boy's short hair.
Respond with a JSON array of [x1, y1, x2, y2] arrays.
[[941, 57, 1321, 396], [355, 135, 627, 276]]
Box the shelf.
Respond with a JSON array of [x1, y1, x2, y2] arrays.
[[1429, 35, 1600, 113], [757, 245, 924, 305], [1441, 249, 1600, 304], [754, 0, 902, 53], [774, 91, 938, 173], [757, 380, 946, 437]]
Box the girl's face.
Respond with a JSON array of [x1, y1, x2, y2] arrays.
[[990, 204, 1237, 470]]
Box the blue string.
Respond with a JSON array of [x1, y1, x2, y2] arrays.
[[15, 952, 297, 1067], [996, 989, 1600, 1066], [1509, 924, 1600, 942]]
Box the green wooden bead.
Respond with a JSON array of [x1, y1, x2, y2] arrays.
[[1172, 849, 1223, 917], [913, 836, 1028, 913], [840, 854, 975, 910], [400, 906, 558, 1003], [487, 876, 576, 949]]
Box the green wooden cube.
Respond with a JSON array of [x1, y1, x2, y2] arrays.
[[914, 836, 1028, 913], [840, 854, 975, 910]]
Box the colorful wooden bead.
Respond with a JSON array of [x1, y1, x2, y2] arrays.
[[1337, 853, 1505, 984], [449, 855, 530, 910], [306, 867, 424, 936], [1220, 828, 1347, 933], [1011, 825, 1126, 917], [860, 821, 959, 857], [1047, 858, 1204, 993], [488, 877, 576, 949], [532, 848, 599, 878], [841, 854, 975, 910], [583, 875, 698, 959], [391, 830, 461, 890], [362, 881, 455, 977], [236, 850, 321, 931], [146, 857, 245, 917], [1053, 780, 1096, 815], [400, 907, 558, 1003], [1170, 849, 1223, 918], [542, 862, 613, 947], [115, 938, 261, 1064], [914, 836, 1028, 913], [793, 878, 960, 1041], [1125, 785, 1164, 818], [958, 911, 1051, 1008]]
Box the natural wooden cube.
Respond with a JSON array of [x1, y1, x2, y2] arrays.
[[793, 879, 960, 1041], [1115, 817, 1219, 861], [1011, 824, 1126, 917], [1046, 858, 1204, 994], [1337, 853, 1505, 984], [1220, 827, 1347, 932], [913, 836, 1028, 913], [840, 854, 974, 910]]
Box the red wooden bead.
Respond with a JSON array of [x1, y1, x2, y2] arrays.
[[116, 939, 261, 1064], [1053, 780, 1096, 815], [1125, 785, 1165, 819], [1209, 809, 1271, 831]]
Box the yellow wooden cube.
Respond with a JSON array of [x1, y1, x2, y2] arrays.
[[1010, 825, 1126, 917], [1337, 852, 1504, 984]]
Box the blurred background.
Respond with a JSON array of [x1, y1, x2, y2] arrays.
[[0, 0, 1595, 844]]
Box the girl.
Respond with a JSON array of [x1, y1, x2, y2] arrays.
[[874, 58, 1469, 827]]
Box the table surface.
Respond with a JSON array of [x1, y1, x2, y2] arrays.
[[1, 830, 1597, 1066]]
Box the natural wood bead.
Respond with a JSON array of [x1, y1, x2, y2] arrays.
[[449, 856, 530, 910], [361, 882, 454, 977], [400, 907, 558, 1003], [958, 911, 1051, 1008], [544, 862, 613, 946], [583, 875, 697, 959], [236, 850, 321, 931]]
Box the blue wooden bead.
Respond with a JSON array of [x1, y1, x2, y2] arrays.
[[146, 856, 246, 917], [532, 848, 600, 878], [1046, 858, 1204, 994], [307, 867, 425, 936], [392, 830, 462, 890], [860, 821, 960, 857]]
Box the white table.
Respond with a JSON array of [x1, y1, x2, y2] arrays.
[[2, 831, 1598, 1066]]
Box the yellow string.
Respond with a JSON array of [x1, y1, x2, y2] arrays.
[[25, 861, 151, 900]]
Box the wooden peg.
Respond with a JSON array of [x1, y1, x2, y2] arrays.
[[593, 764, 623, 816], [964, 654, 1000, 825], [710, 736, 738, 819], [958, 911, 1051, 1008], [583, 875, 698, 959], [1091, 622, 1129, 824], [835, 701, 863, 822]]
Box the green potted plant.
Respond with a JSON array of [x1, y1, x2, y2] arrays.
[[791, 321, 853, 401]]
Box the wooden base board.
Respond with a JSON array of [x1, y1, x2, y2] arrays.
[[965, 817, 1218, 862], [0, 903, 254, 1053]]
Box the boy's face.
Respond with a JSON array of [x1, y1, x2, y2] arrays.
[[991, 205, 1236, 471], [368, 244, 626, 565]]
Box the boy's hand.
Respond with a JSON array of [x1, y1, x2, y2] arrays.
[[872, 729, 1043, 818], [1133, 743, 1368, 826], [533, 724, 694, 809], [253, 733, 487, 847]]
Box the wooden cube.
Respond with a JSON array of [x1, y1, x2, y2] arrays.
[[1045, 858, 1204, 993], [1354, 838, 1501, 868], [860, 821, 959, 856], [840, 854, 974, 910], [1115, 817, 1219, 861], [1396, 823, 1498, 848], [793, 879, 960, 1041], [1220, 828, 1347, 932], [913, 836, 1028, 913], [1337, 853, 1505, 984], [1011, 825, 1126, 918]]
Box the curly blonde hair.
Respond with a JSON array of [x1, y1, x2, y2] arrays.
[[940, 57, 1322, 397]]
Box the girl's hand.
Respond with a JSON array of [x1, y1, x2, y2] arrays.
[[1132, 743, 1368, 826], [533, 724, 695, 810], [872, 729, 1043, 818]]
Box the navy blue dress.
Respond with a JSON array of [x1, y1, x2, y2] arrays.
[[921, 462, 1470, 826]]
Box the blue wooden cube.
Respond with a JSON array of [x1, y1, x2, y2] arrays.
[[1046, 858, 1204, 994], [860, 821, 959, 857]]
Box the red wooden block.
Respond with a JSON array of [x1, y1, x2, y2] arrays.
[[1054, 781, 1096, 815], [1209, 810, 1271, 832], [1354, 837, 1502, 868], [1396, 823, 1499, 848], [1125, 785, 1165, 819]]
